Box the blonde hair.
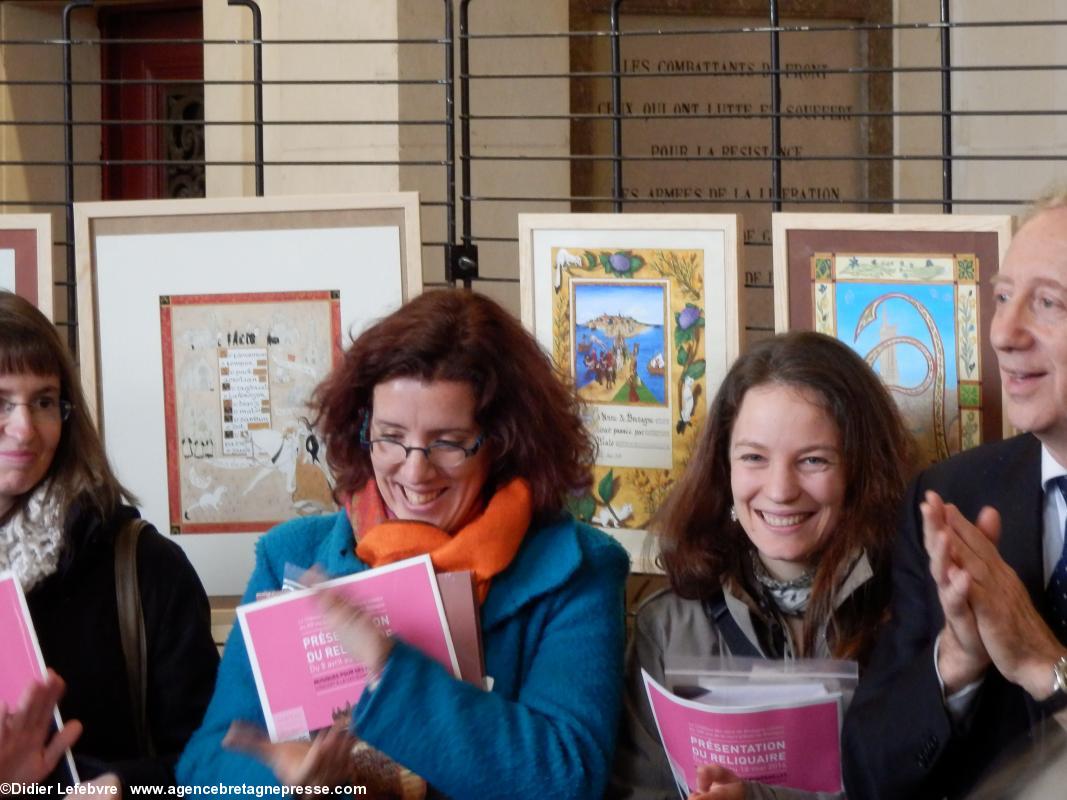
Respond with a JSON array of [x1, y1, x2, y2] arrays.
[[1020, 186, 1067, 225]]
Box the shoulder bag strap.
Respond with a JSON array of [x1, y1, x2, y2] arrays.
[[114, 517, 156, 758], [704, 591, 762, 658]]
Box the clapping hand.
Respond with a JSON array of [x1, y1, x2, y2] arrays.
[[923, 490, 1067, 700], [224, 719, 358, 787], [0, 669, 82, 784], [922, 491, 993, 692], [316, 587, 394, 682], [226, 573, 401, 789], [297, 569, 394, 683]]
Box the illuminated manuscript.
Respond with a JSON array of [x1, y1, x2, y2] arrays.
[[160, 291, 341, 533]]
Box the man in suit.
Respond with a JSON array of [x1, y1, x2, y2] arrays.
[[842, 196, 1067, 799]]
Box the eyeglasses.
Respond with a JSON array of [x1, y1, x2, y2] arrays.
[[360, 421, 484, 469], [0, 396, 74, 424]]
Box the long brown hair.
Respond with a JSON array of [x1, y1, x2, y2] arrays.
[[657, 331, 914, 661], [312, 289, 595, 521], [0, 291, 130, 522]]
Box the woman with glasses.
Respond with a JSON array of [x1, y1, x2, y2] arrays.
[[0, 291, 218, 793], [178, 289, 629, 799]]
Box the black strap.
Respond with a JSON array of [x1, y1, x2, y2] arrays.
[[114, 517, 156, 758], [704, 591, 762, 658]]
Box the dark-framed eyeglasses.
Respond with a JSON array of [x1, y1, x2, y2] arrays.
[[359, 416, 484, 469], [0, 397, 74, 424]]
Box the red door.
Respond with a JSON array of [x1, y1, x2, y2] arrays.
[[100, 3, 204, 200]]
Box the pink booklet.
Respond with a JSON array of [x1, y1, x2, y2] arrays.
[[238, 555, 460, 742], [642, 669, 843, 796], [0, 572, 79, 783]]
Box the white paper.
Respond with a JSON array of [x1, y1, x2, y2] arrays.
[[0, 248, 15, 291], [94, 225, 404, 595]]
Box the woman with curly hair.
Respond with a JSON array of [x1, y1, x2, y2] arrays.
[[179, 289, 629, 799]]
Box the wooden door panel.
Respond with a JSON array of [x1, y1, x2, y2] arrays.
[[100, 4, 204, 200]]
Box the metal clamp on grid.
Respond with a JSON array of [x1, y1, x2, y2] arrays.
[[446, 243, 479, 285]]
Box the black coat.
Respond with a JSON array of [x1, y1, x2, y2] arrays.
[[26, 501, 219, 789], [842, 434, 1065, 799]]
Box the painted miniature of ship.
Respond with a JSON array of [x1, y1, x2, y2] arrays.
[[647, 352, 666, 376]]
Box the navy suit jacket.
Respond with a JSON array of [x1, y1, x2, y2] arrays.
[[842, 433, 1060, 799]]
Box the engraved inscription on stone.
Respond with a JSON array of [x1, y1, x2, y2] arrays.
[[579, 15, 869, 340]]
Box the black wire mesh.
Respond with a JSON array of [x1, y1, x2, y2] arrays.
[[0, 1, 1063, 351]]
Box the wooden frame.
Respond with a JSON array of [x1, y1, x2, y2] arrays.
[[519, 213, 742, 571], [0, 214, 54, 319], [772, 212, 1014, 466], [74, 193, 422, 595]]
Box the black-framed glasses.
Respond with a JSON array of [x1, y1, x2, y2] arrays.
[[0, 397, 74, 423], [359, 417, 484, 469]]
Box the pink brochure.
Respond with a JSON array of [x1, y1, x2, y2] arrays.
[[238, 554, 460, 742], [642, 669, 843, 796], [0, 571, 80, 783]]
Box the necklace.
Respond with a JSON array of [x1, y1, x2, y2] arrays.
[[750, 551, 814, 617]]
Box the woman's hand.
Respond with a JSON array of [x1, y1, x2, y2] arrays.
[[317, 588, 394, 680], [224, 719, 358, 787], [0, 669, 82, 784], [688, 763, 746, 800]]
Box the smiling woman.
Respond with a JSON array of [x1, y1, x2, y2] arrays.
[[178, 289, 629, 800], [610, 331, 915, 800], [728, 383, 847, 583], [363, 378, 492, 534], [0, 291, 218, 793], [0, 372, 63, 517]]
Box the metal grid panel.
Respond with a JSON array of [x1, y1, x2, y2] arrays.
[[0, 1, 1064, 349], [458, 1, 1067, 336]]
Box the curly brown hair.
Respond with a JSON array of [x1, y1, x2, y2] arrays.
[[657, 331, 915, 662], [312, 289, 595, 521], [0, 291, 131, 523]]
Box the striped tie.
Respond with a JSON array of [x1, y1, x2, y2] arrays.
[[1047, 477, 1067, 645]]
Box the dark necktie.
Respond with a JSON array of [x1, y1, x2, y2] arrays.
[[1046, 476, 1067, 645]]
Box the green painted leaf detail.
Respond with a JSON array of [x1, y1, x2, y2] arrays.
[[684, 360, 706, 380], [598, 470, 617, 504], [567, 493, 596, 522]]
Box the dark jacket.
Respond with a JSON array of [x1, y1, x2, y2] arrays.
[[842, 434, 1066, 799], [27, 501, 219, 789]]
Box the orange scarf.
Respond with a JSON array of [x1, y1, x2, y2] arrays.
[[348, 478, 532, 603]]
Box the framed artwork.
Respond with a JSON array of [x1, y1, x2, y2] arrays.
[[0, 214, 54, 319], [772, 212, 1014, 467], [520, 213, 743, 571], [75, 193, 423, 594]]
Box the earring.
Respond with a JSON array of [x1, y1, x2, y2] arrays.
[[729, 506, 738, 522]]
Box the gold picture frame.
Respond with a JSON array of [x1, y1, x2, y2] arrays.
[[520, 212, 743, 572]]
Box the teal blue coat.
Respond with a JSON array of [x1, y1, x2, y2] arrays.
[[176, 510, 629, 799]]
